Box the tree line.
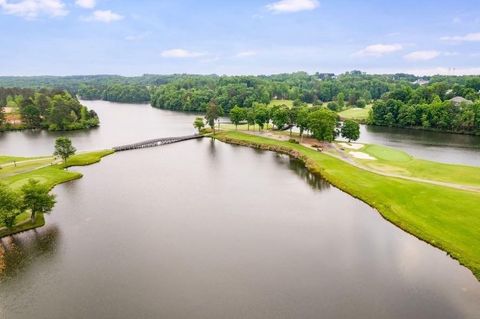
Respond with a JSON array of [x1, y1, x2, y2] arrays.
[[195, 101, 360, 142], [368, 85, 480, 134], [78, 84, 151, 103], [0, 88, 99, 131], [2, 72, 480, 135]]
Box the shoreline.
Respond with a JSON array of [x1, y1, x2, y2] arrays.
[[214, 131, 480, 281], [0, 150, 114, 238]]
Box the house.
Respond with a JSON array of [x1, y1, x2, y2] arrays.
[[412, 79, 429, 86], [449, 96, 473, 107]]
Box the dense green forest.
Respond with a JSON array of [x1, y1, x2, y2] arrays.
[[78, 84, 151, 103], [150, 71, 398, 112], [369, 84, 480, 134], [0, 88, 99, 131], [1, 71, 480, 134]]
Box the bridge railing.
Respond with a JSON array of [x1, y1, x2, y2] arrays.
[[113, 134, 203, 152]]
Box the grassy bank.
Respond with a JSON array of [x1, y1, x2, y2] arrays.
[[0, 156, 28, 164], [0, 150, 114, 237], [1, 150, 114, 190], [215, 131, 480, 280], [0, 214, 45, 238]]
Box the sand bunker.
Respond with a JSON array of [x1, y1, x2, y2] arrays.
[[350, 151, 376, 160], [339, 142, 364, 150]]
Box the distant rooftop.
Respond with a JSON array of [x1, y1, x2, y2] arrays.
[[412, 79, 429, 85], [450, 96, 473, 106]]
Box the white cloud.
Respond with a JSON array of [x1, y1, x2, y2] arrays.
[[355, 44, 403, 57], [404, 50, 440, 61], [86, 10, 123, 23], [441, 32, 480, 42], [161, 49, 206, 58], [266, 0, 319, 13], [0, 0, 68, 18], [75, 0, 95, 9], [235, 51, 257, 58]]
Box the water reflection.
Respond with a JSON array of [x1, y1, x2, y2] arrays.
[[363, 125, 480, 149], [208, 137, 218, 158], [0, 225, 60, 281], [358, 125, 480, 166], [275, 154, 330, 191]]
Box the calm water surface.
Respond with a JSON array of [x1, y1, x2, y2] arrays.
[[0, 101, 479, 318], [0, 100, 479, 166], [358, 125, 480, 166]]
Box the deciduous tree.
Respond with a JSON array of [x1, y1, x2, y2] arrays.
[[229, 106, 245, 129], [21, 179, 56, 223], [205, 100, 223, 134], [0, 184, 21, 229], [193, 117, 205, 133], [341, 120, 360, 142], [54, 137, 76, 163], [308, 109, 338, 142]]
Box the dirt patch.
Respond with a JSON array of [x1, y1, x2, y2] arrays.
[[339, 142, 364, 150]]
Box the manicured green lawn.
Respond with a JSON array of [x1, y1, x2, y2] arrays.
[[267, 99, 314, 108], [220, 123, 275, 131], [268, 99, 294, 108], [62, 150, 115, 167], [0, 157, 56, 178], [360, 144, 480, 187], [0, 156, 28, 165], [2, 150, 114, 190], [338, 105, 372, 121], [362, 144, 412, 162], [216, 131, 480, 280], [0, 149, 114, 236]]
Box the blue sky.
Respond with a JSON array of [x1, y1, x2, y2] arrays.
[[0, 0, 480, 76]]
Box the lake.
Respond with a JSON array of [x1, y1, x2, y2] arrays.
[[358, 125, 480, 166], [1, 101, 478, 166], [0, 101, 479, 319]]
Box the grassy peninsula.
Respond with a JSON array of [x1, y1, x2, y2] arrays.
[[215, 130, 480, 280], [0, 150, 114, 236]]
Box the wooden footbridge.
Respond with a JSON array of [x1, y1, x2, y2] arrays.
[[113, 134, 204, 152]]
